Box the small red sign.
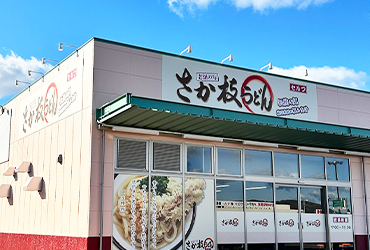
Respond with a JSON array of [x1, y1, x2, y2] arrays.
[[290, 83, 307, 93], [67, 69, 77, 82], [333, 217, 349, 223]]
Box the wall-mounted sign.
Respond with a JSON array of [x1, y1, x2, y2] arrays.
[[19, 67, 82, 138], [333, 199, 347, 210], [162, 56, 318, 122], [328, 214, 353, 243]]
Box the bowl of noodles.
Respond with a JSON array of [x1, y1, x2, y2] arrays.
[[113, 175, 206, 250]]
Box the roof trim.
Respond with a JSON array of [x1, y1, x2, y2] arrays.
[[96, 93, 370, 153]]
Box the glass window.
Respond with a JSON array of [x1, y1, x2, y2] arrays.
[[187, 145, 212, 173], [153, 142, 180, 171], [216, 180, 244, 202], [217, 148, 241, 175], [300, 187, 325, 214], [216, 180, 244, 245], [326, 157, 350, 181], [245, 181, 273, 204], [245, 182, 275, 245], [275, 185, 299, 245], [301, 155, 325, 179], [328, 186, 352, 214], [274, 152, 299, 178], [116, 139, 147, 170], [245, 149, 272, 176], [275, 185, 298, 212]]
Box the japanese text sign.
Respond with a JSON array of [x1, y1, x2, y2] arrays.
[[162, 56, 318, 122]]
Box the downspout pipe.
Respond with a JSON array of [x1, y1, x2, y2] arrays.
[[362, 156, 370, 250], [99, 129, 106, 250]]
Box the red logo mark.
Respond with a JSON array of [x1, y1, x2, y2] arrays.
[[204, 238, 214, 250], [241, 75, 274, 114], [44, 83, 58, 123], [290, 83, 307, 93], [67, 68, 77, 82]]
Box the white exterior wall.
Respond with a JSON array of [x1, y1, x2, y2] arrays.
[[90, 41, 163, 238], [317, 85, 370, 129], [351, 156, 367, 236], [0, 41, 94, 238]]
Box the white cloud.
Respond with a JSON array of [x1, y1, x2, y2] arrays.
[[231, 0, 333, 11], [167, 0, 333, 16], [167, 0, 217, 17], [0, 51, 52, 101], [268, 65, 369, 90]]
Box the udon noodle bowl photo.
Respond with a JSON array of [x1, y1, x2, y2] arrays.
[[113, 176, 206, 250]]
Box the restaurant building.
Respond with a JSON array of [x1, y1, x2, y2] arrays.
[[1, 37, 370, 250]]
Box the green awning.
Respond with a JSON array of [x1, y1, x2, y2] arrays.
[[96, 93, 370, 153]]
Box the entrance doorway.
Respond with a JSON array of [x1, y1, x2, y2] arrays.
[[275, 185, 327, 250]]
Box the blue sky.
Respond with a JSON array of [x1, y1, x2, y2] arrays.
[[1, 0, 369, 105]]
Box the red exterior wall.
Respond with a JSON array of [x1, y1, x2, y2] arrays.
[[355, 235, 369, 250], [0, 233, 111, 250]]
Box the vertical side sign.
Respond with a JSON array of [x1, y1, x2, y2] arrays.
[[0, 108, 11, 163]]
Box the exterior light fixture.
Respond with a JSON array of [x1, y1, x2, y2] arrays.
[[260, 62, 272, 71], [221, 54, 233, 64], [42, 58, 59, 65], [28, 70, 44, 77], [305, 68, 308, 76], [58, 42, 77, 51], [15, 80, 32, 91], [58, 42, 79, 56], [180, 45, 191, 55]]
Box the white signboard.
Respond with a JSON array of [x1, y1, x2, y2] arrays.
[[216, 211, 245, 244], [162, 56, 318, 122], [19, 67, 82, 138], [0, 109, 11, 163], [301, 213, 326, 242], [246, 212, 275, 243], [328, 214, 353, 242], [276, 213, 300, 243]]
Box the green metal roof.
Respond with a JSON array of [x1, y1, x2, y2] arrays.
[[96, 93, 370, 153]]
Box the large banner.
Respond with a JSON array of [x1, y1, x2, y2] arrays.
[[19, 66, 82, 138], [162, 56, 318, 122], [113, 175, 215, 250]]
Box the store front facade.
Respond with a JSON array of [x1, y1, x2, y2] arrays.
[[1, 38, 370, 250], [99, 99, 360, 250]]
